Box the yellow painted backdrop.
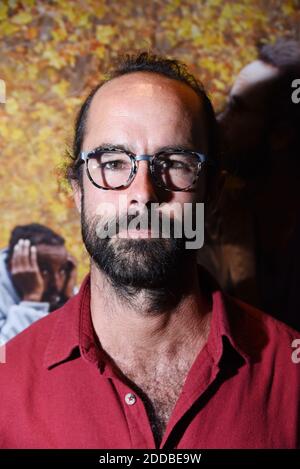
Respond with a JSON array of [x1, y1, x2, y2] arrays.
[[0, 0, 299, 279]]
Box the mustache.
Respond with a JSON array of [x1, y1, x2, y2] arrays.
[[93, 208, 183, 239]]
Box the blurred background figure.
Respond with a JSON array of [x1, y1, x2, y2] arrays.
[[0, 223, 77, 343], [199, 38, 300, 331]]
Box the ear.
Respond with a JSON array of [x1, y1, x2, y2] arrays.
[[71, 180, 82, 214]]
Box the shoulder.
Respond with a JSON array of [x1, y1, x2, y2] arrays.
[[224, 294, 300, 375], [231, 294, 300, 339], [0, 292, 79, 378], [1, 308, 58, 373]]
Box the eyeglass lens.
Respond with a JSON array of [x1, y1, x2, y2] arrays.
[[87, 150, 200, 190]]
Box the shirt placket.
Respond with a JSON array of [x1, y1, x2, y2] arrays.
[[160, 347, 220, 449], [111, 377, 157, 449], [100, 342, 221, 449]]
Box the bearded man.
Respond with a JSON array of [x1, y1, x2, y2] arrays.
[[0, 52, 299, 450]]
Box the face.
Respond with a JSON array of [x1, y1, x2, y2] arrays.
[[37, 244, 69, 308], [218, 60, 279, 176], [74, 72, 208, 290]]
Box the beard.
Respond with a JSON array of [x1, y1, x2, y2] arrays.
[[81, 198, 194, 309]]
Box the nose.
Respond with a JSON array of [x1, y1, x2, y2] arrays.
[[48, 272, 63, 291], [128, 160, 159, 207]]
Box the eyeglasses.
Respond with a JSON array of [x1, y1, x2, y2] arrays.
[[79, 147, 210, 192]]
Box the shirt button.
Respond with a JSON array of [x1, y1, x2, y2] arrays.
[[125, 393, 136, 405]]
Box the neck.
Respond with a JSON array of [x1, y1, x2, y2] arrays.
[[90, 259, 212, 360]]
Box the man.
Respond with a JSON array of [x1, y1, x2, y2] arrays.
[[201, 39, 300, 330], [0, 52, 299, 449], [0, 223, 77, 343]]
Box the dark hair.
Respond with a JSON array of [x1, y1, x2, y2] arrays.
[[258, 38, 300, 75], [7, 223, 65, 264], [258, 38, 300, 146], [66, 51, 218, 186]]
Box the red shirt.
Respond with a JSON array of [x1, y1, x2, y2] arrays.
[[0, 274, 300, 449]]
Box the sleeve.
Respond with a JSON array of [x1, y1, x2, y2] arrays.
[[0, 301, 49, 344]]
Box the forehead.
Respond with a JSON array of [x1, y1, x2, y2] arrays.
[[36, 244, 67, 263], [84, 72, 206, 150], [96, 70, 200, 99], [231, 60, 279, 99]]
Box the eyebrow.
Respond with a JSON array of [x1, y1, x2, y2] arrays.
[[88, 143, 199, 155], [89, 143, 132, 153]]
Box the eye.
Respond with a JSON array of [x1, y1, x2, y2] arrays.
[[101, 160, 129, 171], [169, 160, 187, 169], [89, 151, 132, 172], [157, 156, 193, 172]]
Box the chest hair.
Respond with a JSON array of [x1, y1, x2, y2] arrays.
[[116, 354, 196, 445]]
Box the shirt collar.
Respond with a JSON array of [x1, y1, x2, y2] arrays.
[[43, 274, 91, 369], [206, 290, 252, 366], [44, 269, 255, 370]]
